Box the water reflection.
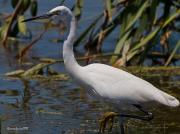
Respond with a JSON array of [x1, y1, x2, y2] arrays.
[[21, 80, 31, 110]]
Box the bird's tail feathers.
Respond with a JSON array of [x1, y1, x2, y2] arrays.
[[156, 91, 179, 107]]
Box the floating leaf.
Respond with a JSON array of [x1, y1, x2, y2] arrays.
[[4, 64, 69, 81], [22, 63, 50, 77], [36, 108, 63, 115], [5, 70, 25, 77]]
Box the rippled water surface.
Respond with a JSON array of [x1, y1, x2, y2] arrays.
[[0, 1, 180, 134], [0, 68, 179, 134]]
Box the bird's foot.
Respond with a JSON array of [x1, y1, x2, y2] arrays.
[[99, 112, 119, 133]]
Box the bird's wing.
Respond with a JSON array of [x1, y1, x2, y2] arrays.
[[84, 63, 159, 104], [84, 63, 179, 107]]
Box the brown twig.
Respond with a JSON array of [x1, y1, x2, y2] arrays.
[[16, 22, 50, 63], [16, 30, 46, 63]]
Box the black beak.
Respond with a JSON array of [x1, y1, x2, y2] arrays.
[[22, 13, 53, 22]]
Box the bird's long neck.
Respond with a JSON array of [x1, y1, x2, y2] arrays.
[[63, 15, 81, 77]]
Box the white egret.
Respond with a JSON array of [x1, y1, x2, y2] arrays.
[[23, 6, 179, 133]]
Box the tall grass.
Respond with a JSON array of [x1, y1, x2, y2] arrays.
[[0, 0, 179, 66]]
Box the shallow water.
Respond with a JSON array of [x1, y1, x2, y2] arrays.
[[0, 67, 180, 134], [0, 1, 180, 134]]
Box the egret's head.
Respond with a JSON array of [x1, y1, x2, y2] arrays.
[[22, 6, 73, 25]]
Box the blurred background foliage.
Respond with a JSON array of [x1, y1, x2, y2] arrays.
[[0, 0, 38, 45], [0, 0, 179, 68]]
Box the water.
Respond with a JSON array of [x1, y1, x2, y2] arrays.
[[0, 1, 180, 134]]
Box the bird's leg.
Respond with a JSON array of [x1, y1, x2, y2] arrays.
[[133, 104, 153, 121], [99, 112, 119, 133], [119, 112, 153, 121], [118, 104, 153, 121], [98, 105, 153, 133], [119, 117, 125, 134], [116, 106, 153, 134]]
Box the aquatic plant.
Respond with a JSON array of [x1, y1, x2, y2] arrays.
[[0, 0, 179, 66], [0, 0, 38, 46], [75, 0, 180, 66]]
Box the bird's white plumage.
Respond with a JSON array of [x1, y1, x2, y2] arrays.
[[45, 6, 180, 108], [83, 63, 179, 107]]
